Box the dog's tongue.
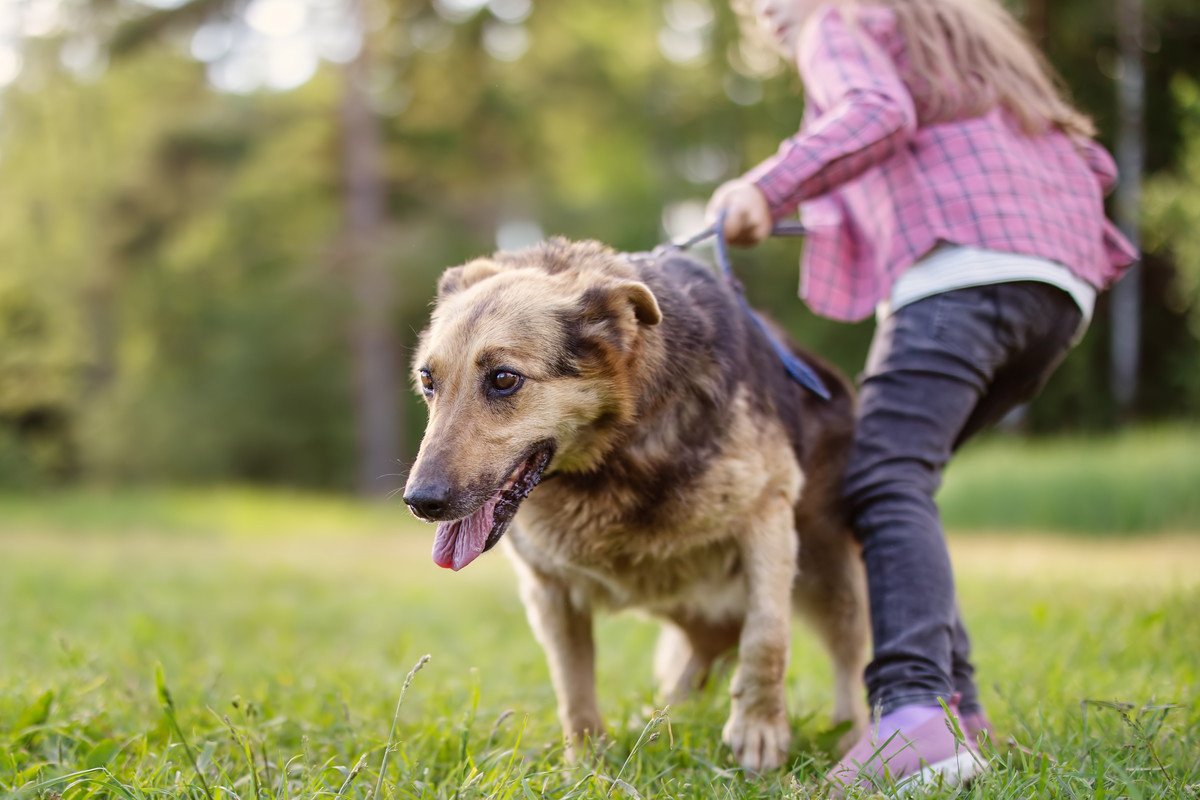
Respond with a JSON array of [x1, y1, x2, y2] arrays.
[[431, 494, 500, 571]]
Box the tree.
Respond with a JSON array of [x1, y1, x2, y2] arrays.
[[339, 0, 402, 496], [2, 0, 1198, 492], [1110, 0, 1146, 417], [106, 0, 403, 495]]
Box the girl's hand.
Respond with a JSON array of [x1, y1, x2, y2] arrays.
[[706, 180, 773, 247]]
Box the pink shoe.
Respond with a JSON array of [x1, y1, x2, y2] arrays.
[[825, 702, 989, 797], [960, 709, 996, 749]]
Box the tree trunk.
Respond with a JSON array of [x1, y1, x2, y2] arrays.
[[340, 0, 402, 496], [1110, 0, 1144, 417]]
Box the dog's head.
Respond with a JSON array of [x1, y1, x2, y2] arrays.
[[403, 238, 662, 570]]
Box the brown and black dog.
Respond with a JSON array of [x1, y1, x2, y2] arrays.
[[403, 238, 868, 771]]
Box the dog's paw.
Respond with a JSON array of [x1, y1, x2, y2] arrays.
[[563, 732, 609, 766], [722, 708, 791, 772], [562, 717, 608, 765], [837, 714, 868, 756]]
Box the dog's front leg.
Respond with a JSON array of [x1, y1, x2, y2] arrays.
[[723, 496, 797, 772], [511, 558, 604, 751]]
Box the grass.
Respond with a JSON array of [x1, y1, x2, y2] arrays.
[[1, 425, 1196, 540], [939, 425, 1200, 534], [1, 428, 1198, 798]]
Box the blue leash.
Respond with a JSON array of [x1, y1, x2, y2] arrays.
[[668, 210, 832, 401]]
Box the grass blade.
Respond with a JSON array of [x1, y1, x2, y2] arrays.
[[154, 663, 213, 800], [372, 654, 431, 799]]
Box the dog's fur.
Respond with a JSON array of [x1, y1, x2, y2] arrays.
[[405, 239, 868, 771]]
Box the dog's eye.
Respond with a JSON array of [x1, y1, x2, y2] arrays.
[[488, 370, 524, 396], [418, 369, 434, 396]]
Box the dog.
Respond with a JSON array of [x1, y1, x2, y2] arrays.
[[403, 238, 868, 771]]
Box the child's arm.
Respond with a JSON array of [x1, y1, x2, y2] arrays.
[[745, 7, 917, 219]]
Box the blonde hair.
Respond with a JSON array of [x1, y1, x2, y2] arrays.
[[742, 0, 1096, 139]]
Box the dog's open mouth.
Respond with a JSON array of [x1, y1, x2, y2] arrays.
[[431, 444, 554, 571]]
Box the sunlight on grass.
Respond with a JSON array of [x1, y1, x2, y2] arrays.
[[941, 425, 1200, 534], [0, 486, 414, 538], [2, 429, 1198, 798], [2, 522, 1197, 798]]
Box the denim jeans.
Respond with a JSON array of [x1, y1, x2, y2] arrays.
[[842, 281, 1083, 715]]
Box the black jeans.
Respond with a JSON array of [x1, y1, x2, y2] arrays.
[[843, 282, 1082, 715]]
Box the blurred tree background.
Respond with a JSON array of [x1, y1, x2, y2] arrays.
[[0, 0, 1196, 495]]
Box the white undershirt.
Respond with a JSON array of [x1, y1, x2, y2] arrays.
[[877, 244, 1096, 341]]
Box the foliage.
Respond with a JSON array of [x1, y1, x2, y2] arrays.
[[0, 0, 1198, 489], [1145, 76, 1200, 338]]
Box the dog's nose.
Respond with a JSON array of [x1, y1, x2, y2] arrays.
[[403, 482, 453, 520]]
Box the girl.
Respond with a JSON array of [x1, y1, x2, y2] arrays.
[[708, 0, 1136, 792]]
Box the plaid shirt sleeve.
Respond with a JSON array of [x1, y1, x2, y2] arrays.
[[1077, 138, 1119, 196], [745, 7, 917, 219]]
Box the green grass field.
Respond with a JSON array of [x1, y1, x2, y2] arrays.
[[938, 426, 1200, 535], [2, 430, 1199, 798]]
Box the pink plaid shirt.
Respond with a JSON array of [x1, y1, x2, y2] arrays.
[[745, 5, 1137, 322]]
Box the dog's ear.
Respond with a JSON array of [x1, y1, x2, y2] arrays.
[[437, 259, 501, 299], [580, 280, 662, 327], [622, 281, 662, 326]]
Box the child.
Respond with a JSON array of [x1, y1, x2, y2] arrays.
[[708, 0, 1136, 792]]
